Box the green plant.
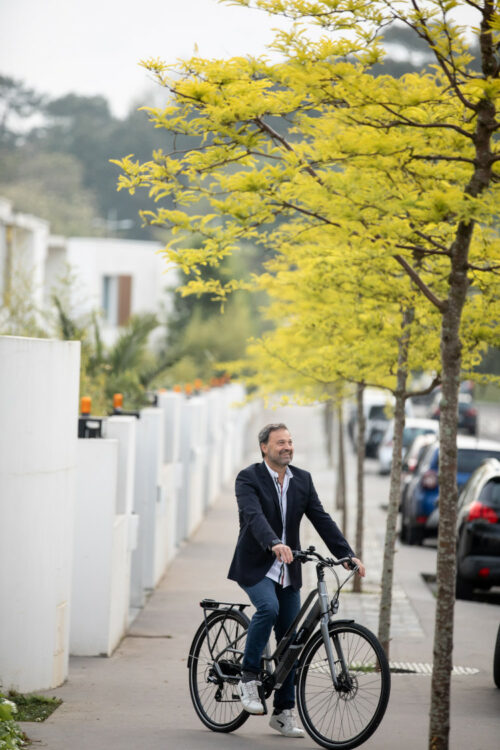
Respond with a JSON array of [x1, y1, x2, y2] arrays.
[[7, 692, 61, 723], [0, 694, 27, 749]]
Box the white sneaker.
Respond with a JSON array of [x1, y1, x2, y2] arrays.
[[269, 709, 305, 738], [237, 679, 264, 714]]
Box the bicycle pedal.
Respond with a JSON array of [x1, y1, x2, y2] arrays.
[[257, 684, 268, 715]]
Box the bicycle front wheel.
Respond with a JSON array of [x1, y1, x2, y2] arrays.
[[188, 609, 250, 732], [297, 621, 390, 750]]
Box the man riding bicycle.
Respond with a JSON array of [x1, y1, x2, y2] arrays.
[[227, 423, 365, 738]]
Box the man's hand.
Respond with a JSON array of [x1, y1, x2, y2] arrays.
[[345, 557, 366, 577], [271, 543, 294, 564]]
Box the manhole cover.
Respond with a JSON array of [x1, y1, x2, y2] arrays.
[[389, 661, 479, 676]]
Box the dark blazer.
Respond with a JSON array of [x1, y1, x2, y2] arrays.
[[227, 461, 355, 591]]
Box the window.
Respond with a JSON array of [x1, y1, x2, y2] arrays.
[[479, 478, 500, 509], [457, 449, 500, 474], [102, 274, 132, 326]]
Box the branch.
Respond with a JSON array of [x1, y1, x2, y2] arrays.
[[413, 230, 452, 255], [275, 200, 341, 227], [253, 116, 325, 185], [395, 243, 450, 258], [403, 0, 477, 112], [406, 375, 441, 399], [467, 262, 500, 273], [393, 254, 447, 311], [408, 153, 476, 165]]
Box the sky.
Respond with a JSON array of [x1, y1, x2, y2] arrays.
[[0, 0, 292, 118], [0, 1, 481, 119]]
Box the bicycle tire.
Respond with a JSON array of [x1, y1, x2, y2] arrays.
[[188, 609, 250, 732], [493, 624, 500, 689], [296, 621, 390, 750]]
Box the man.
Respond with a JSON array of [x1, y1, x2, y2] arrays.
[[228, 423, 365, 738]]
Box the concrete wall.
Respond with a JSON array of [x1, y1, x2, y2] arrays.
[[0, 336, 80, 691], [70, 415, 138, 656]]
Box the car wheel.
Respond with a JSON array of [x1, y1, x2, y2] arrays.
[[400, 505, 410, 544], [455, 573, 474, 600], [406, 523, 424, 546], [399, 521, 408, 544], [494, 625, 500, 689]]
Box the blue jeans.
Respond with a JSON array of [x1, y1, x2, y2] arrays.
[[240, 577, 301, 710]]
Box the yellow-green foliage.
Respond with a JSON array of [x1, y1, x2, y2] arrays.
[[114, 0, 500, 400]]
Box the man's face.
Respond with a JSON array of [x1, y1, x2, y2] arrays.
[[262, 428, 294, 468]]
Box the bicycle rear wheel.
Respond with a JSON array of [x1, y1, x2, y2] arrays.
[[188, 609, 250, 732], [297, 621, 390, 750]]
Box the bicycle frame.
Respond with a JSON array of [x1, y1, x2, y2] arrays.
[[262, 562, 355, 695], [188, 550, 390, 746], [192, 553, 357, 698]]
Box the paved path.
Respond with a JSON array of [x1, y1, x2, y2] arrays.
[[21, 404, 500, 750]]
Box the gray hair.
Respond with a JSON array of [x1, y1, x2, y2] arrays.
[[258, 423, 289, 457]]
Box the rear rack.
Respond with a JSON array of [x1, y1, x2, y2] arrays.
[[200, 598, 249, 611]]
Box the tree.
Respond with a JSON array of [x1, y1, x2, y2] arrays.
[[115, 3, 500, 747], [0, 74, 43, 147], [0, 149, 99, 235]]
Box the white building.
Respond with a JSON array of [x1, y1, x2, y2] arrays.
[[0, 197, 50, 314], [46, 236, 178, 345], [1, 197, 178, 345]]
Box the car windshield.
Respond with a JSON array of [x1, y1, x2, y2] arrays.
[[478, 478, 500, 509], [368, 405, 388, 420], [403, 427, 436, 448], [457, 449, 500, 474]]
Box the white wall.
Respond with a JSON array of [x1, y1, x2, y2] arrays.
[[0, 336, 80, 691], [70, 438, 135, 657], [130, 408, 163, 608], [0, 199, 50, 311]]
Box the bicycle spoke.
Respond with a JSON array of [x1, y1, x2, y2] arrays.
[[297, 623, 390, 749], [189, 611, 249, 732]]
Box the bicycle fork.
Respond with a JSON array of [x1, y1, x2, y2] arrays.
[[317, 576, 352, 691]]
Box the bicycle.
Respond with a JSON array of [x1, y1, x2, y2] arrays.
[[187, 545, 391, 750]]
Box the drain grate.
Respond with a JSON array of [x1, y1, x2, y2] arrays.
[[390, 661, 479, 676]]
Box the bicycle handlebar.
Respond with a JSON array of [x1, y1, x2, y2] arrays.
[[292, 545, 358, 571]]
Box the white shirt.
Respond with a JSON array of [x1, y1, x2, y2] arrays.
[[264, 462, 294, 588]]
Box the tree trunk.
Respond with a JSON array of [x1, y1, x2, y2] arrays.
[[324, 398, 335, 467], [335, 400, 347, 535], [353, 382, 365, 593], [428, 239, 470, 749], [378, 307, 413, 657]]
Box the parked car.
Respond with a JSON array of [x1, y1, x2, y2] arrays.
[[400, 433, 440, 511], [349, 389, 415, 458], [429, 392, 478, 435], [377, 418, 439, 475], [348, 389, 394, 457], [494, 624, 500, 688], [455, 458, 500, 599], [400, 436, 500, 545]]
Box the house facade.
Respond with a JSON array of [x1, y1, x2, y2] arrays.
[[1, 197, 178, 345]]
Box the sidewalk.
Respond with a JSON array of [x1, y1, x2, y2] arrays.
[[21, 404, 499, 750]]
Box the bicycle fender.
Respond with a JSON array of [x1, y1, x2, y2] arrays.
[[187, 607, 251, 669]]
